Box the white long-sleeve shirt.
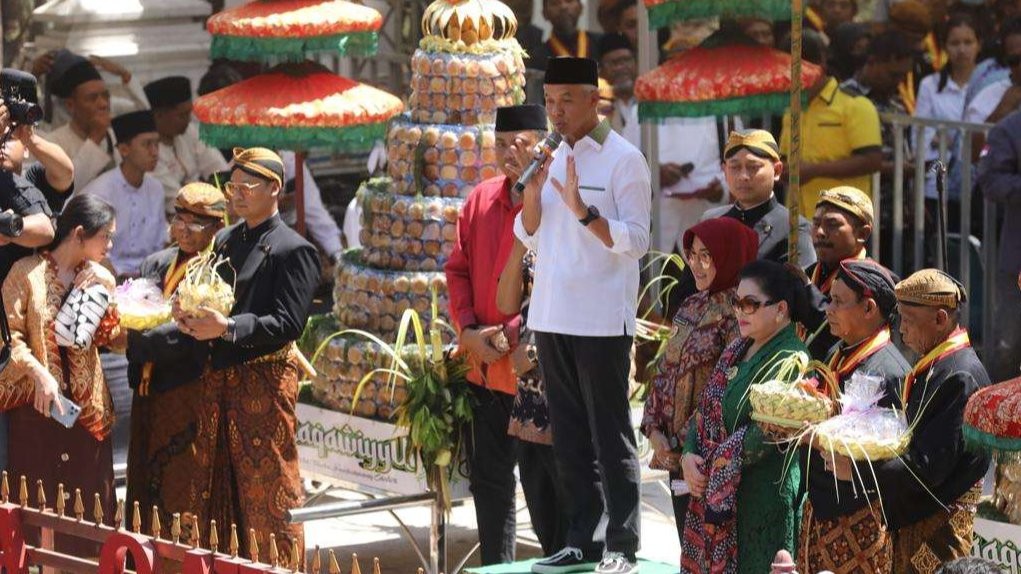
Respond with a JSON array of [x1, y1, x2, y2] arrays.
[[79, 166, 169, 276], [281, 151, 343, 256], [47, 124, 116, 192], [513, 120, 651, 337], [153, 124, 228, 215]]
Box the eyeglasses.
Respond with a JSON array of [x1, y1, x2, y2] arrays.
[[171, 215, 217, 233], [224, 181, 262, 195], [732, 295, 780, 315], [683, 249, 714, 269]]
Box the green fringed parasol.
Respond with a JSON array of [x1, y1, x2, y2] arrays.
[[643, 0, 794, 30], [964, 376, 1021, 456]]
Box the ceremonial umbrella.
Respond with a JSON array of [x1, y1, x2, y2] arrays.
[[643, 0, 793, 32], [194, 61, 404, 233], [964, 377, 1021, 455], [207, 0, 383, 62], [635, 37, 823, 120]]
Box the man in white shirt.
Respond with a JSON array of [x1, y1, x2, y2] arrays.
[[515, 57, 650, 574], [596, 34, 725, 252], [80, 110, 168, 278], [45, 53, 116, 192], [144, 76, 228, 217], [278, 151, 343, 264]]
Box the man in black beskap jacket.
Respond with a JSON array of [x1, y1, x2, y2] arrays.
[[827, 268, 991, 574], [174, 147, 320, 565]]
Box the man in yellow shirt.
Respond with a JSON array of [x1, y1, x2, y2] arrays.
[[780, 30, 883, 215]]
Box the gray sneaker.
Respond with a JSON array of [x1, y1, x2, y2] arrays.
[[531, 547, 600, 574], [594, 553, 637, 574]]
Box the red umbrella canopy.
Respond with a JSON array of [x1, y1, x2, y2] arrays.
[[194, 62, 403, 152], [964, 376, 1021, 454], [635, 40, 824, 121], [208, 0, 383, 60]]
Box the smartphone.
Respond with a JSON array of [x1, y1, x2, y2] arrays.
[[50, 394, 82, 429]]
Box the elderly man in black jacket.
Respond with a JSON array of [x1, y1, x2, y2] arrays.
[[125, 182, 226, 533]]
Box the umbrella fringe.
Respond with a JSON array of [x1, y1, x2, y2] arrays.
[[637, 92, 809, 121], [645, 0, 793, 29], [210, 31, 379, 62], [199, 122, 388, 153], [963, 424, 1021, 458]]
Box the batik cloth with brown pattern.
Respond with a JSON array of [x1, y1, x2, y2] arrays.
[[799, 499, 892, 574], [186, 357, 305, 566], [892, 483, 982, 574]]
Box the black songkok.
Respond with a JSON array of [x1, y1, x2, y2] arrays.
[[49, 55, 102, 98], [495, 104, 548, 132], [836, 259, 900, 320], [112, 110, 157, 145], [596, 33, 633, 60], [544, 57, 599, 86], [144, 76, 192, 109]]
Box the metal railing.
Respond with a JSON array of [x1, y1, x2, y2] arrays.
[[873, 113, 996, 350]]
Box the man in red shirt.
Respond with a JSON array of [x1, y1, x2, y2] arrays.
[[445, 104, 548, 564]]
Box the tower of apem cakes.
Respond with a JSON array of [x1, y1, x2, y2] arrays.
[[312, 0, 526, 419]]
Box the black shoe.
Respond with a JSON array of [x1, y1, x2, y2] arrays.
[[531, 547, 599, 574], [594, 553, 637, 574]]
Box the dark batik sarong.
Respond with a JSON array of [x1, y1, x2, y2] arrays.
[[799, 500, 892, 574], [892, 484, 982, 574]]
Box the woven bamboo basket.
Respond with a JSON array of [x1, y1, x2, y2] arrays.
[[813, 411, 911, 462], [750, 379, 835, 428]]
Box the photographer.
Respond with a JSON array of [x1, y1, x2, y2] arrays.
[[1, 102, 74, 213], [0, 79, 56, 283]]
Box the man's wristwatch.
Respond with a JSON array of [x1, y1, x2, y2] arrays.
[[579, 205, 600, 226], [221, 318, 237, 343]]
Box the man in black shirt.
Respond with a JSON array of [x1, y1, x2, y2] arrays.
[[1, 117, 74, 214]]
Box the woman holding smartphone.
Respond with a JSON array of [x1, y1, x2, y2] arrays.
[[0, 194, 121, 555]]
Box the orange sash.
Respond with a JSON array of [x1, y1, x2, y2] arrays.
[[549, 31, 590, 58], [827, 327, 892, 379], [811, 249, 867, 294], [901, 327, 970, 403]]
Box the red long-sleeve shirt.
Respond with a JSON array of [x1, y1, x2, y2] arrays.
[[444, 175, 522, 395]]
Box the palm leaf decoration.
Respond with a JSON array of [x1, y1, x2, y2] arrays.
[[422, 0, 517, 46]]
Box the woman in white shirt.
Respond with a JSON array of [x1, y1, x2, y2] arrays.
[[913, 15, 980, 211]]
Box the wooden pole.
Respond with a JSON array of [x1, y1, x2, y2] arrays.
[[788, 0, 804, 265], [295, 151, 307, 237]]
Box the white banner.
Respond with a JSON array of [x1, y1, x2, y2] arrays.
[[973, 518, 1021, 573], [296, 403, 471, 497]]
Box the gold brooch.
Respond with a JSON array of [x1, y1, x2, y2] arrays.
[[726, 367, 739, 381]]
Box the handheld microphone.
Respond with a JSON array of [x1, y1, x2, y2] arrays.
[[513, 132, 563, 193]]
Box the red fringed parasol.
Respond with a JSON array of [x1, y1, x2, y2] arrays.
[[964, 377, 1021, 455], [208, 0, 383, 61], [194, 62, 403, 152], [636, 39, 824, 120]]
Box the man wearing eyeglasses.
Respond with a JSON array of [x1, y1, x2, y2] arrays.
[[173, 147, 319, 564], [124, 181, 225, 533], [799, 259, 909, 574], [803, 186, 872, 359]]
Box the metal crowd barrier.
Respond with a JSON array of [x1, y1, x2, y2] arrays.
[[872, 113, 996, 351]]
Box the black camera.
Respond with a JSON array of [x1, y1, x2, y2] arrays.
[[0, 212, 23, 238], [0, 69, 43, 126]]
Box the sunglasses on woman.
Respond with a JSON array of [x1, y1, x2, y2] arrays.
[[732, 295, 779, 315]]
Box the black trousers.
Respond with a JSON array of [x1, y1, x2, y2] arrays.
[[466, 384, 519, 565], [518, 439, 569, 556], [669, 470, 690, 545], [535, 332, 641, 559]]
